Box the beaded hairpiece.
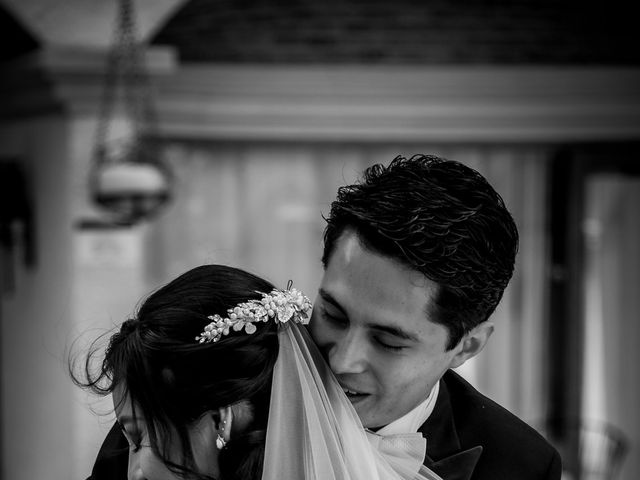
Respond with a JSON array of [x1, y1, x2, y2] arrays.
[[196, 282, 312, 343]]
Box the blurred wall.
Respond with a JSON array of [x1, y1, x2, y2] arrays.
[[582, 175, 640, 480], [0, 116, 78, 479]]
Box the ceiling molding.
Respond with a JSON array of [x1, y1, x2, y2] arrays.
[[2, 47, 640, 143], [153, 64, 640, 143]]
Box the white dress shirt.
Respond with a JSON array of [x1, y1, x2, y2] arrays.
[[376, 380, 440, 436]]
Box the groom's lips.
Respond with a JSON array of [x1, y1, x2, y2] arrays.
[[340, 383, 369, 401]]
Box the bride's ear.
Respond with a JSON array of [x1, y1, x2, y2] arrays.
[[215, 400, 254, 442], [215, 405, 233, 443], [228, 400, 254, 437]]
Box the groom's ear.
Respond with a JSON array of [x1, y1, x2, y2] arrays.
[[449, 321, 494, 369]]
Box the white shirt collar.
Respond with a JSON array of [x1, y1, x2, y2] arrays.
[[375, 381, 439, 436]]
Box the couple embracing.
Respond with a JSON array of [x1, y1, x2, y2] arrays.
[[75, 155, 561, 480]]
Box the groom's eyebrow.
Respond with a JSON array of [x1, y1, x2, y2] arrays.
[[370, 324, 419, 342], [318, 289, 347, 315]]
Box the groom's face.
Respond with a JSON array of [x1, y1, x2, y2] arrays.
[[309, 228, 463, 429]]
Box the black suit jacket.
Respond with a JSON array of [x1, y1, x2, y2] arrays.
[[89, 369, 561, 480], [421, 370, 562, 480]]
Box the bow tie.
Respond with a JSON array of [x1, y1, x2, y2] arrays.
[[365, 429, 427, 476]]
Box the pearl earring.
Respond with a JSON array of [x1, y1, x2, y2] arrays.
[[216, 419, 227, 450]]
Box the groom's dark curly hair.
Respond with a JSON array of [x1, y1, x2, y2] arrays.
[[322, 154, 519, 350]]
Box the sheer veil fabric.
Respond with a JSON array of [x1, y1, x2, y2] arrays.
[[263, 323, 443, 480]]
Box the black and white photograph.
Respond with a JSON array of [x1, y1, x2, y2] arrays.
[[1, 1, 639, 479]]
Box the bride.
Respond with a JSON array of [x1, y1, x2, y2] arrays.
[[73, 264, 442, 480]]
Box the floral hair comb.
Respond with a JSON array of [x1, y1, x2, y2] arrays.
[[196, 282, 312, 343]]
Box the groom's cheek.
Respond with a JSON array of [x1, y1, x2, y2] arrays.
[[308, 313, 332, 354]]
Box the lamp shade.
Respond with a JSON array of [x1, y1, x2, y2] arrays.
[[91, 141, 172, 224]]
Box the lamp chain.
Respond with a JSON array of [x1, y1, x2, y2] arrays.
[[87, 0, 171, 225], [93, 0, 155, 165]]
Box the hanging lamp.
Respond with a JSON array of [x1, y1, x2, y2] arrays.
[[88, 0, 172, 226]]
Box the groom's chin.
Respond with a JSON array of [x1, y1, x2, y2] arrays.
[[348, 398, 380, 428]]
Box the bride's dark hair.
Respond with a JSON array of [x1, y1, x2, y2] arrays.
[[72, 264, 280, 480]]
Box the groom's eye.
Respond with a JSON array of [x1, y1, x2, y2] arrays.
[[321, 308, 347, 327], [374, 337, 406, 352]]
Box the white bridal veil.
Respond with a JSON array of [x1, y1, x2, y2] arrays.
[[262, 322, 443, 480]]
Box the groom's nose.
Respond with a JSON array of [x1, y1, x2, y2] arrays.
[[327, 332, 368, 375]]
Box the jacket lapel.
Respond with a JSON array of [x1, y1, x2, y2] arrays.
[[418, 374, 482, 480], [424, 446, 483, 480]]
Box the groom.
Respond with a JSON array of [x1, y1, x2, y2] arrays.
[[308, 155, 561, 480], [90, 154, 561, 479]]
